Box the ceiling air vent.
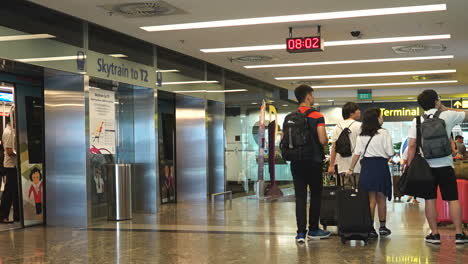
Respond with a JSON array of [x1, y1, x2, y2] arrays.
[[392, 44, 447, 54], [99, 1, 186, 18], [229, 55, 273, 63]]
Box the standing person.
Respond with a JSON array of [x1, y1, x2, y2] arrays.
[[406, 89, 468, 244], [328, 102, 362, 189], [287, 85, 330, 242], [455, 135, 466, 157], [346, 108, 394, 238], [0, 116, 19, 223]]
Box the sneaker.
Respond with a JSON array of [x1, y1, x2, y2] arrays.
[[307, 229, 331, 240], [369, 229, 379, 239], [379, 226, 392, 237], [425, 233, 441, 244], [295, 232, 307, 243], [455, 233, 468, 244]]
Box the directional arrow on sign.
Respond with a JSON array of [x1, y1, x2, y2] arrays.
[[454, 101, 462, 108]]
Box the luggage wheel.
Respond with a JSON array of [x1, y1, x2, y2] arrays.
[[363, 239, 369, 245], [341, 238, 347, 245]]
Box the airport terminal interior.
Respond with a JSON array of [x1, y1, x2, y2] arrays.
[[0, 0, 468, 263]]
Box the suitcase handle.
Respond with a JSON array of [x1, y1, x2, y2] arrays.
[[335, 164, 342, 187]]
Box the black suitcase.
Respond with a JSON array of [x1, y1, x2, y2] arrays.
[[337, 189, 373, 245], [320, 170, 342, 230]]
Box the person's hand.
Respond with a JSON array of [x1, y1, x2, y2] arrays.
[[328, 165, 335, 175], [438, 101, 448, 111], [345, 169, 353, 177]]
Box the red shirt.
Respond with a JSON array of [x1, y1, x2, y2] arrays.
[[28, 182, 43, 203], [298, 106, 325, 127]]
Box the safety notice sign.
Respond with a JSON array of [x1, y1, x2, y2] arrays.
[[89, 87, 116, 154]]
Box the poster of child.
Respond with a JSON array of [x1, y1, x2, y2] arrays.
[[28, 168, 43, 215]]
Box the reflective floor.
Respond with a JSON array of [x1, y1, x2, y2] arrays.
[[0, 195, 467, 264]]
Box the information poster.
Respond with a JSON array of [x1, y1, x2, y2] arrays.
[[89, 87, 116, 154]]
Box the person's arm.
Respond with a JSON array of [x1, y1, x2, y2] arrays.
[[451, 140, 458, 155], [439, 104, 468, 121], [317, 126, 328, 145], [406, 138, 417, 167], [345, 154, 360, 176], [328, 142, 337, 174], [384, 130, 395, 157]]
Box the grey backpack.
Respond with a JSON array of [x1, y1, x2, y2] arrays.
[[420, 110, 452, 159]]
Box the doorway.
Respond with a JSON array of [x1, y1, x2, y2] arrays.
[[0, 61, 45, 231], [158, 91, 177, 204]]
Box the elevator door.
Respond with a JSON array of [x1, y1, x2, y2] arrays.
[[175, 95, 207, 201], [207, 100, 225, 195]]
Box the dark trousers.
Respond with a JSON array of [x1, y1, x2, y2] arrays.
[[0, 168, 19, 221], [290, 160, 323, 233]]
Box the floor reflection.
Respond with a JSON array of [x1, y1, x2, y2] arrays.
[[0, 197, 466, 263]]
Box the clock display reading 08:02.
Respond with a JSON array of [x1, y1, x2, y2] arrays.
[[286, 36, 324, 53]]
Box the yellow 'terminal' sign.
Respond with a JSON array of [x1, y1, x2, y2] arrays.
[[453, 100, 468, 109], [380, 107, 420, 117]]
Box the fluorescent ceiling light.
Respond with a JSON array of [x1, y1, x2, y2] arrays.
[[0, 34, 55, 42], [206, 89, 248, 93], [108, 54, 128, 58], [142, 4, 446, 32], [311, 80, 458, 89], [16, 55, 86, 63], [245, 55, 454, 69], [173, 90, 206, 93], [173, 89, 247, 93], [326, 35, 451, 47], [275, 69, 456, 80], [328, 100, 335, 102], [162, 80, 219, 85], [201, 34, 451, 53], [157, 69, 180, 73]]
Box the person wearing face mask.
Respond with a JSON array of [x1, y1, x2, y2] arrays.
[[346, 108, 394, 239]]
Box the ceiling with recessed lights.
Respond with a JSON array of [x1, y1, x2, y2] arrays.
[[29, 0, 468, 103]]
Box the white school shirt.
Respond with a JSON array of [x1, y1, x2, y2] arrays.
[[332, 120, 362, 173], [408, 109, 465, 168], [2, 124, 16, 168], [354, 129, 394, 159]]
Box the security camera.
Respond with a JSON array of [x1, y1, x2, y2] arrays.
[[350, 31, 362, 38]]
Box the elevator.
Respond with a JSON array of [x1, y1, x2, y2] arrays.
[[157, 91, 225, 204]]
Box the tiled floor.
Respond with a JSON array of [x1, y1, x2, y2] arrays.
[[0, 196, 467, 264]]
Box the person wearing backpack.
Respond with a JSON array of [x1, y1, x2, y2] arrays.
[[280, 85, 329, 242], [345, 108, 394, 239], [328, 102, 362, 189], [406, 89, 468, 244]]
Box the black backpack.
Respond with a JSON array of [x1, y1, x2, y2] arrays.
[[335, 121, 356, 158], [420, 110, 452, 159], [280, 108, 322, 162]]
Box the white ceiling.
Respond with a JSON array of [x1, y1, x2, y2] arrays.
[[30, 0, 468, 101]]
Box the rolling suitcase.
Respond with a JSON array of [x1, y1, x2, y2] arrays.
[[337, 188, 373, 245], [320, 170, 342, 230], [436, 179, 468, 226]]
